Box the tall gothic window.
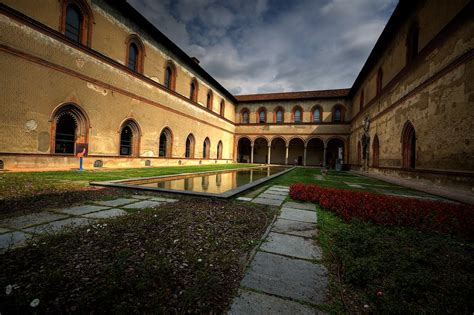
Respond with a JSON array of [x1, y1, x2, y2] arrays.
[[159, 128, 172, 157], [257, 108, 266, 123], [242, 110, 249, 124], [120, 126, 133, 156], [185, 134, 195, 158], [128, 43, 138, 71], [203, 138, 210, 159], [293, 107, 302, 123], [55, 113, 77, 154], [313, 107, 321, 123], [65, 5, 82, 43], [275, 107, 284, 123], [220, 100, 225, 116], [206, 91, 213, 110], [190, 79, 198, 102]]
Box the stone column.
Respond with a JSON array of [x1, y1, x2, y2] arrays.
[[323, 144, 327, 168], [250, 143, 254, 164], [267, 145, 271, 165], [285, 145, 289, 165], [303, 144, 307, 166]]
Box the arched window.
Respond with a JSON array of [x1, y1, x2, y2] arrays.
[[274, 107, 284, 123], [164, 61, 176, 90], [65, 5, 82, 42], [241, 109, 250, 124], [293, 106, 303, 123], [203, 137, 211, 159], [360, 89, 364, 111], [220, 100, 225, 116], [159, 128, 173, 157], [401, 122, 416, 168], [51, 103, 89, 155], [311, 106, 322, 123], [55, 113, 77, 154], [332, 105, 345, 123], [372, 135, 380, 167], [125, 35, 145, 73], [217, 141, 223, 159], [206, 90, 213, 110], [120, 126, 133, 156], [376, 68, 383, 96], [257, 108, 266, 123], [60, 0, 93, 46], [190, 78, 198, 102], [406, 22, 419, 65], [119, 119, 141, 157], [185, 134, 195, 158]]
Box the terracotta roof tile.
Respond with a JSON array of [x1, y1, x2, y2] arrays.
[[235, 89, 350, 102]]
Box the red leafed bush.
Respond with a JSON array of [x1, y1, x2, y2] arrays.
[[290, 183, 474, 239]]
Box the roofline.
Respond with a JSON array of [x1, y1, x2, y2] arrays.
[[107, 0, 237, 103], [235, 88, 351, 102]]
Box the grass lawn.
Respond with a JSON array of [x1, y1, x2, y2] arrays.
[[0, 164, 254, 219], [0, 198, 274, 313]]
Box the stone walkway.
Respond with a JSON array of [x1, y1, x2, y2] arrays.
[[0, 195, 178, 252], [232, 186, 327, 314]]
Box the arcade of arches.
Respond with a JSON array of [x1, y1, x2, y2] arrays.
[[237, 136, 347, 167]]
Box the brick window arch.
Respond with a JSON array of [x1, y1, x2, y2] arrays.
[[125, 35, 145, 73], [257, 107, 267, 123], [190, 78, 199, 102], [185, 133, 195, 158], [401, 121, 416, 168], [310, 105, 323, 123], [217, 140, 223, 159], [241, 108, 250, 124], [59, 0, 93, 46], [206, 90, 213, 110], [164, 61, 177, 90], [332, 105, 345, 123], [51, 103, 90, 155], [220, 100, 225, 116], [119, 119, 141, 157], [274, 106, 285, 123], [406, 22, 419, 65], [372, 134, 380, 167], [292, 106, 303, 123], [203, 137, 211, 159], [159, 127, 173, 158]]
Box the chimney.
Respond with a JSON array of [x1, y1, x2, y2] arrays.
[[191, 57, 200, 64]]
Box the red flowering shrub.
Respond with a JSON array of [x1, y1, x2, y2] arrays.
[[290, 183, 474, 239]]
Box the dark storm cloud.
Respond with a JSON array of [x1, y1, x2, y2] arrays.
[[127, 0, 397, 94]]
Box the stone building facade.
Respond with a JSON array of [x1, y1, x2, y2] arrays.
[[0, 0, 473, 191]]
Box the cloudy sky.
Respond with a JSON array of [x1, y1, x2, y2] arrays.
[[127, 0, 397, 95]]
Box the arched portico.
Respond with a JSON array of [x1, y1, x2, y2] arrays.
[[306, 137, 324, 166], [288, 138, 305, 165], [270, 137, 286, 164], [253, 137, 269, 164], [237, 137, 251, 163], [326, 137, 345, 169]]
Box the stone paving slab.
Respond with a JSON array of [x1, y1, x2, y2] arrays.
[[258, 193, 287, 201], [0, 227, 12, 234], [59, 205, 110, 216], [95, 198, 137, 207], [0, 231, 31, 251], [24, 218, 93, 234], [268, 188, 290, 192], [252, 198, 283, 206], [131, 195, 152, 199], [0, 212, 69, 229], [272, 218, 318, 238], [347, 183, 363, 188], [149, 197, 179, 203], [262, 190, 289, 196], [282, 202, 316, 211], [280, 208, 317, 223], [122, 200, 163, 209], [236, 197, 253, 201], [261, 232, 322, 260], [241, 251, 328, 305], [272, 185, 289, 189], [83, 208, 127, 219], [228, 289, 318, 315]]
